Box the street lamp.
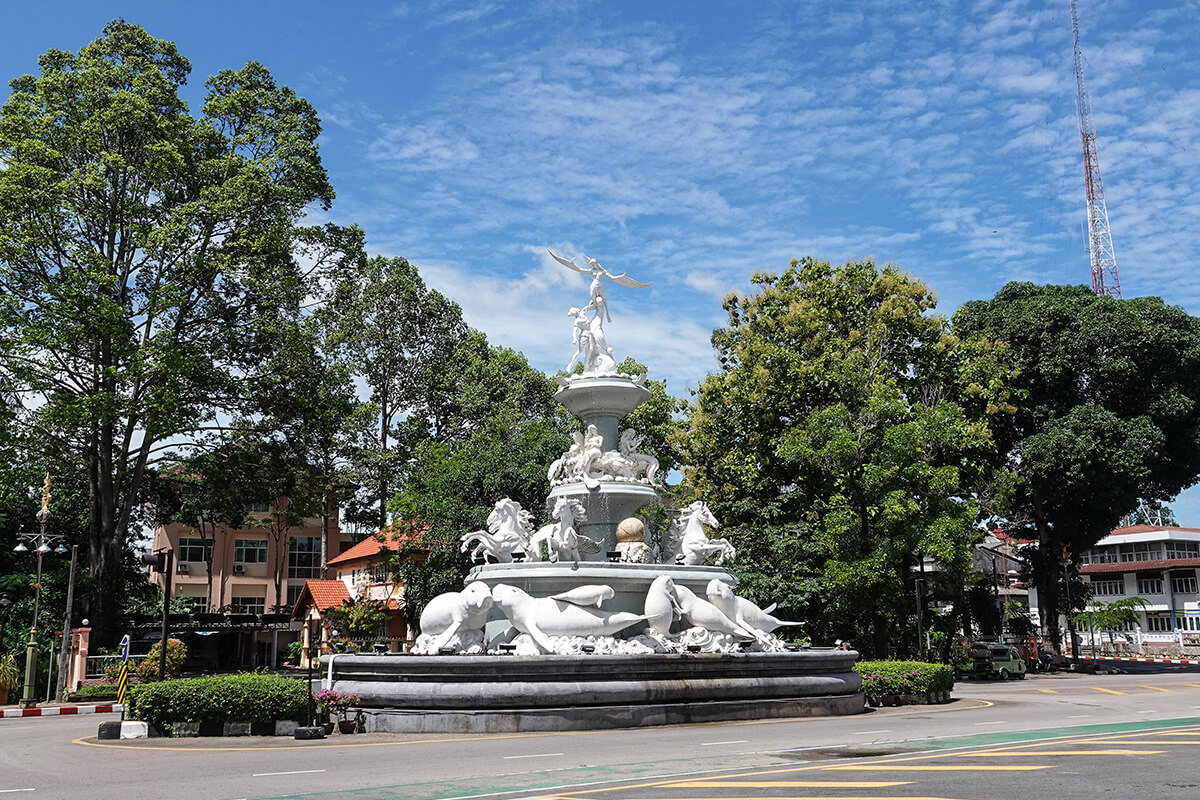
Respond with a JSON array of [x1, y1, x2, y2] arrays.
[[13, 476, 64, 708]]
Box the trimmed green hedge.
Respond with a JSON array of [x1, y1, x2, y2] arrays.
[[854, 660, 954, 696], [127, 673, 308, 726], [70, 683, 120, 700]]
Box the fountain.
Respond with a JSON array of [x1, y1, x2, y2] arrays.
[[322, 250, 863, 732]]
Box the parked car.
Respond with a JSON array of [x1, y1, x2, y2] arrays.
[[956, 644, 1027, 680]]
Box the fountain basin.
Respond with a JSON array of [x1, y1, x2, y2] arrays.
[[327, 649, 864, 733]]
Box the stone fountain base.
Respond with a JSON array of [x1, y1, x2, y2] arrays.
[[324, 649, 864, 733]]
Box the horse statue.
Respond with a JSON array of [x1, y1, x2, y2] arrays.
[[459, 498, 535, 563], [675, 500, 736, 566], [528, 497, 602, 564]]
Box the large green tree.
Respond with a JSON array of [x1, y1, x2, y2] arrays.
[[685, 258, 1015, 654], [0, 22, 360, 645], [953, 283, 1200, 648], [322, 255, 467, 532]]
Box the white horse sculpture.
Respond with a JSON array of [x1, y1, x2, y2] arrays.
[[528, 497, 602, 564], [675, 501, 736, 566], [459, 498, 534, 563]]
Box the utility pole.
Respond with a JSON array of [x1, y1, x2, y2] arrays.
[[1071, 0, 1121, 298]]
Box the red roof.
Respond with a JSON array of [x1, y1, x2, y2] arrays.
[[327, 524, 427, 567], [290, 579, 351, 617], [1107, 524, 1200, 536], [1081, 557, 1200, 575]]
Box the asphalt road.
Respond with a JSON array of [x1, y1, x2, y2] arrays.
[[3, 669, 1200, 800]]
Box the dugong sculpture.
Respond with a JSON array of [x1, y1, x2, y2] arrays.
[[549, 585, 615, 607], [706, 579, 803, 634], [418, 582, 494, 652], [491, 583, 645, 653], [670, 583, 758, 640], [644, 575, 682, 637]]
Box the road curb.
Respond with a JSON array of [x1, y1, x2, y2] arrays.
[[1094, 655, 1200, 665], [0, 704, 123, 719]]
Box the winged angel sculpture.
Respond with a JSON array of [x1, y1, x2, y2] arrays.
[[547, 250, 652, 324]]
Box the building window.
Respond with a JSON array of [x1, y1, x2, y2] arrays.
[[1166, 541, 1200, 559], [286, 583, 305, 609], [371, 564, 390, 584], [1091, 579, 1124, 596], [1171, 576, 1198, 595], [1137, 577, 1164, 595], [230, 595, 265, 615], [234, 538, 268, 564], [288, 536, 322, 579], [178, 538, 211, 563], [1120, 542, 1163, 562], [1147, 615, 1172, 632], [245, 501, 271, 514], [180, 595, 208, 613]]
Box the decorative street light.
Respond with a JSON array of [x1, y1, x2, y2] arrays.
[[13, 474, 65, 708]]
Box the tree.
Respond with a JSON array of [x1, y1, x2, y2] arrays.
[[322, 255, 467, 531], [613, 357, 687, 485], [0, 22, 361, 645], [953, 284, 1200, 650], [685, 258, 1015, 654], [323, 598, 390, 641]]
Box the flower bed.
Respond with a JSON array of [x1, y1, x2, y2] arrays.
[[854, 660, 954, 706], [126, 673, 308, 730]]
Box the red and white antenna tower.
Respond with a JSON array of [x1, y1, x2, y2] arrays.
[[1071, 0, 1121, 298]]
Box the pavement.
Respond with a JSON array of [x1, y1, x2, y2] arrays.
[[0, 702, 123, 719]]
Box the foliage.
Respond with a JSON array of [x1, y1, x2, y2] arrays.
[[685, 258, 1016, 654], [135, 638, 187, 682], [1074, 596, 1147, 649], [854, 660, 955, 696], [321, 255, 468, 532], [613, 358, 687, 481], [313, 688, 359, 720], [1004, 600, 1035, 639], [0, 653, 19, 689], [126, 673, 308, 725], [70, 683, 120, 700], [323, 598, 389, 640], [953, 284, 1200, 648], [0, 22, 362, 647]]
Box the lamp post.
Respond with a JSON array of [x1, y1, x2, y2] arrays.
[[14, 478, 65, 708]]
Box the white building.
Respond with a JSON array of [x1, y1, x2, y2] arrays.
[[1077, 524, 1200, 649]]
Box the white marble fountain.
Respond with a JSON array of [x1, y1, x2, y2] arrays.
[[322, 251, 863, 732]]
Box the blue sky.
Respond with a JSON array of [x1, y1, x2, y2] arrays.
[[5, 1, 1200, 521]]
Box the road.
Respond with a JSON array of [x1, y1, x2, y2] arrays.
[[2, 669, 1199, 800]]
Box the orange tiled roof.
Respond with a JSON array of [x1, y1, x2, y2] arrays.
[[328, 524, 428, 567], [291, 579, 351, 617]]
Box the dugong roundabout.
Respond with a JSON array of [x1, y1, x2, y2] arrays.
[[419, 581, 494, 652], [491, 583, 646, 653], [706, 578, 803, 634]]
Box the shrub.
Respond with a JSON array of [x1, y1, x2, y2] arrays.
[[854, 660, 954, 696], [70, 683, 120, 700], [127, 673, 308, 726], [314, 689, 359, 720], [135, 639, 188, 683]]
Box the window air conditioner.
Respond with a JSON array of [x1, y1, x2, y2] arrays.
[[233, 564, 246, 574], [176, 562, 190, 573]]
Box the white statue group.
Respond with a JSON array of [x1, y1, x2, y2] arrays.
[[550, 249, 650, 378], [414, 573, 801, 656], [410, 249, 801, 656]]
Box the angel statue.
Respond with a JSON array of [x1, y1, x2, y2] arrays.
[[548, 249, 652, 324]]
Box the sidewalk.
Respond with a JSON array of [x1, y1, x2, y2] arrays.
[[1, 702, 123, 719]]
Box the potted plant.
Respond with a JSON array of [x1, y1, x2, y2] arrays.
[[0, 654, 20, 705], [314, 689, 360, 733]]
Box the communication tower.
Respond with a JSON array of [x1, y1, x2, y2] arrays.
[[1071, 0, 1121, 298]]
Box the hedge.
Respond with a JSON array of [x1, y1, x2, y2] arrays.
[[853, 660, 954, 696], [127, 673, 308, 726], [70, 683, 120, 700]]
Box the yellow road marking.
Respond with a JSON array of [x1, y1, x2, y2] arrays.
[[824, 765, 1053, 772], [967, 749, 1163, 756], [1037, 689, 1058, 694], [616, 797, 962, 800], [1089, 687, 1127, 695], [1138, 685, 1172, 693], [1073, 739, 1200, 745], [1185, 683, 1200, 688], [666, 780, 911, 788]]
